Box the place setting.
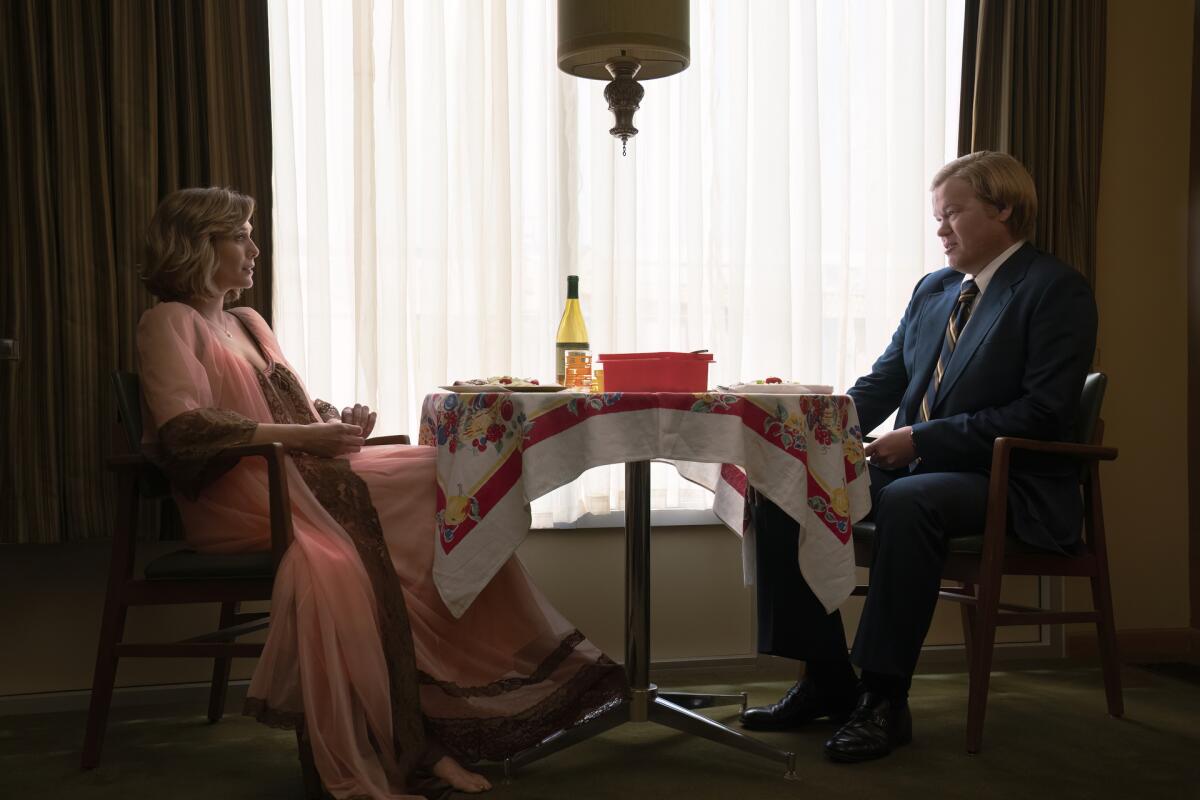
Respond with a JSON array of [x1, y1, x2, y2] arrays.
[[716, 378, 835, 394], [438, 376, 568, 393]]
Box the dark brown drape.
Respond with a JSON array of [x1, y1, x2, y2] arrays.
[[958, 0, 1107, 286], [1, 0, 273, 543]]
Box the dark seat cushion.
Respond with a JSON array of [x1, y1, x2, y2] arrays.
[[144, 549, 275, 580], [851, 521, 1048, 557]]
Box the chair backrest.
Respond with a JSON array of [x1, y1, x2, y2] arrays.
[[1073, 372, 1107, 445], [1073, 373, 1107, 552], [111, 370, 173, 498], [111, 370, 145, 452]]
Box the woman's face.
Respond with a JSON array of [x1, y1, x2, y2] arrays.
[[211, 221, 259, 295]]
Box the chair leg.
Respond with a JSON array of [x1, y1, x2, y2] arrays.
[[297, 724, 324, 800], [1090, 571, 1124, 718], [965, 577, 1001, 754], [958, 581, 976, 666], [207, 601, 238, 722], [82, 595, 129, 768]]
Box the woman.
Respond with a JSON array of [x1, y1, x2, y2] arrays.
[[137, 187, 626, 799]]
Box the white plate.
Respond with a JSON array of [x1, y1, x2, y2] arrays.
[[719, 383, 834, 394], [503, 384, 568, 393], [438, 384, 567, 394]]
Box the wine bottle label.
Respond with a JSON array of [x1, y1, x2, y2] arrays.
[[555, 342, 589, 384]]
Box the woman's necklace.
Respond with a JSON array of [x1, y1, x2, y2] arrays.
[[206, 312, 233, 339]]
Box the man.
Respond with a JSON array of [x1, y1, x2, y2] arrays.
[[741, 151, 1098, 762]]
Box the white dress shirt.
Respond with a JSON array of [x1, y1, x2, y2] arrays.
[[963, 239, 1025, 311]]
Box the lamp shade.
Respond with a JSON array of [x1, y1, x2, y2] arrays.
[[557, 0, 690, 81]]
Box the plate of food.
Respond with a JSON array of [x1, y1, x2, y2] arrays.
[[504, 384, 569, 393], [439, 377, 566, 393], [718, 378, 834, 394]]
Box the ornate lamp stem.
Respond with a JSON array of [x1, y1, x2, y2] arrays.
[[604, 58, 644, 156]]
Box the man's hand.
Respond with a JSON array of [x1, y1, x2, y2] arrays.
[[864, 426, 916, 470], [341, 404, 378, 438]]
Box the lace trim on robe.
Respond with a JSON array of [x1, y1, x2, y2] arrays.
[[256, 363, 427, 778], [425, 658, 629, 763], [418, 629, 588, 698], [156, 408, 258, 499], [246, 644, 627, 765], [258, 361, 320, 425], [243, 696, 305, 730], [314, 398, 341, 422]]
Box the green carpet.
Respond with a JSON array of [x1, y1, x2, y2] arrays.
[[3, 665, 1198, 799]]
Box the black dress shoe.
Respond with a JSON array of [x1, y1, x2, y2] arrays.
[[823, 691, 912, 762], [740, 680, 856, 731]]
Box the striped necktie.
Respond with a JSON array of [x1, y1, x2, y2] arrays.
[[919, 279, 979, 422]]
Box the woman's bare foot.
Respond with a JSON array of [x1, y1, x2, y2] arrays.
[[432, 755, 492, 793]]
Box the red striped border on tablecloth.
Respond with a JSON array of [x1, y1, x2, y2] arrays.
[[436, 393, 856, 552]]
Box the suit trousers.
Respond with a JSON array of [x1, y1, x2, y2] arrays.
[[753, 463, 990, 676]]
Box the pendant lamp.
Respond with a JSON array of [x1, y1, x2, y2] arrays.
[[557, 0, 690, 155]]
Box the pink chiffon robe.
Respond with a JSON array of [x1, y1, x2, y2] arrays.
[[136, 302, 626, 799]]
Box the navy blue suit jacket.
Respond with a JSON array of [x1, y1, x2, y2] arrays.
[[847, 243, 1098, 553]]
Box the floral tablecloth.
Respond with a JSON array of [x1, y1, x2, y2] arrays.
[[418, 391, 872, 618]]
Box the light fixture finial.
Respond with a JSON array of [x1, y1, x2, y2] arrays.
[[604, 59, 644, 156]]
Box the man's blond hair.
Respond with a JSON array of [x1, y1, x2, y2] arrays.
[[931, 151, 1037, 241]]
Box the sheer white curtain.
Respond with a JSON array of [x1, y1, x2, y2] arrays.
[[267, 0, 963, 525]]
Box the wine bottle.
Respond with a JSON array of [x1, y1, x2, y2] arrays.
[[555, 275, 589, 386]]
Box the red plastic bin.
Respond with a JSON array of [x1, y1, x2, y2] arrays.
[[597, 352, 715, 392]]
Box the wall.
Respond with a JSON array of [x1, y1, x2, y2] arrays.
[[1068, 0, 1195, 650]]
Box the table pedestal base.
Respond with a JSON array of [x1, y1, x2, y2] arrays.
[[501, 462, 799, 782], [503, 685, 797, 780]]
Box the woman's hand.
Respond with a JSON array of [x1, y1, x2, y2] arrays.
[[341, 404, 378, 438], [298, 421, 365, 457]]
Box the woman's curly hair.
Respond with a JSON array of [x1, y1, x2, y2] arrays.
[[142, 187, 255, 303]]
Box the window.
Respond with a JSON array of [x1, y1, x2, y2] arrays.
[[268, 0, 964, 525]]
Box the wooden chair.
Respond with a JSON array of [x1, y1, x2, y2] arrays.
[[852, 372, 1122, 753], [82, 370, 408, 779]]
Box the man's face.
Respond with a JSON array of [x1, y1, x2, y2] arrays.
[[932, 177, 1017, 275]]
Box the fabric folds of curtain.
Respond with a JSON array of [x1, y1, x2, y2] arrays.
[[0, 0, 273, 543], [959, 0, 1107, 285]]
